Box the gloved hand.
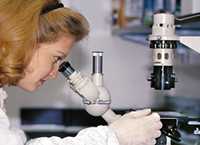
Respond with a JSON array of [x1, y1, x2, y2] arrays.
[[109, 109, 162, 145]]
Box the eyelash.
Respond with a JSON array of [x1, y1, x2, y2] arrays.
[[53, 56, 63, 64]]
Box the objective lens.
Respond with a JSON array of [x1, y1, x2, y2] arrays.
[[150, 66, 175, 90]]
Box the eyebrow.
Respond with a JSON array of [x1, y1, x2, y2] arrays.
[[57, 50, 67, 58]]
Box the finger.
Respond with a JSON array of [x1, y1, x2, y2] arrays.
[[125, 109, 151, 118], [146, 139, 157, 145], [150, 121, 163, 130], [155, 121, 163, 130], [153, 130, 162, 138], [151, 139, 157, 145], [145, 113, 160, 122], [152, 113, 161, 121]]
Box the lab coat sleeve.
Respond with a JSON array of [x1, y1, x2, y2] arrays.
[[26, 126, 120, 145], [0, 109, 27, 145]]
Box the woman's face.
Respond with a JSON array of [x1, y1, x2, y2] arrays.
[[17, 36, 75, 92]]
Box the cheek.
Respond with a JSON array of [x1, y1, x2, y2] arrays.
[[39, 64, 54, 77], [40, 63, 58, 79]]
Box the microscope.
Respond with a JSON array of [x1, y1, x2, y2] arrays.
[[148, 11, 200, 90], [58, 11, 200, 145], [58, 51, 120, 124], [59, 52, 200, 144], [148, 11, 200, 145]]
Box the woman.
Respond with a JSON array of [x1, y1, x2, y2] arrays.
[[0, 0, 162, 145]]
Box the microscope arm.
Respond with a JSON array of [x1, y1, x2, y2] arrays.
[[179, 36, 200, 54], [175, 12, 200, 25], [176, 12, 200, 55]]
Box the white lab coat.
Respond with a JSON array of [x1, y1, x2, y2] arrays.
[[0, 88, 120, 145]]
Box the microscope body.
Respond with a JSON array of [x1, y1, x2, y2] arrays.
[[148, 12, 178, 90], [59, 52, 120, 124], [58, 11, 200, 145], [148, 11, 200, 90], [148, 11, 200, 144]]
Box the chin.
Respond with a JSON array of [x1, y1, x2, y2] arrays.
[[26, 87, 37, 92], [19, 85, 38, 92]]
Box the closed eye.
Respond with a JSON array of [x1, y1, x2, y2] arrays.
[[53, 56, 63, 64]]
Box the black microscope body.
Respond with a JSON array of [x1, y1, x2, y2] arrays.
[[156, 112, 200, 145]]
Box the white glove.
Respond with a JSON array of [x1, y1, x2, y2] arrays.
[[109, 109, 162, 145]]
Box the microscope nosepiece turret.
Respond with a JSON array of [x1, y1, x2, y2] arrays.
[[149, 40, 176, 90]]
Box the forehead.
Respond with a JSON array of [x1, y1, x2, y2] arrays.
[[38, 36, 75, 53]]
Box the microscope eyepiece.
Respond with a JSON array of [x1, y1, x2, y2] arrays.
[[92, 51, 103, 74], [58, 61, 75, 78]]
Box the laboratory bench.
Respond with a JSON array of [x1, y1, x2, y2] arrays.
[[20, 107, 199, 145]]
